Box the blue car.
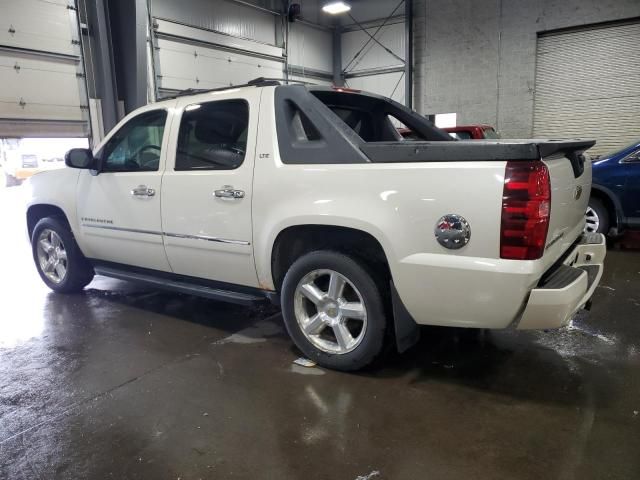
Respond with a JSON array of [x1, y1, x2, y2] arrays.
[[586, 140, 640, 234]]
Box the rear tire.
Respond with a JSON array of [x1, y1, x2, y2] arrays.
[[281, 250, 387, 371], [32, 217, 95, 293], [585, 197, 609, 234]]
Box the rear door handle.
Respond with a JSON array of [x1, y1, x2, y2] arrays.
[[131, 185, 155, 197], [214, 186, 245, 199]]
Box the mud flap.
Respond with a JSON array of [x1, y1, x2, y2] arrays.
[[391, 281, 420, 353]]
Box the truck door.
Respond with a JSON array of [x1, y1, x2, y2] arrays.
[[160, 90, 260, 287], [76, 105, 174, 271]]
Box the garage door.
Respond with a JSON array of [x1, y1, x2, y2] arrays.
[[0, 0, 89, 137], [533, 21, 640, 157], [152, 19, 284, 97]]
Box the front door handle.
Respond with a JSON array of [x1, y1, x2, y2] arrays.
[[214, 186, 245, 199], [131, 185, 155, 197]]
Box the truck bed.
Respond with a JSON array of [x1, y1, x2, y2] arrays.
[[360, 139, 596, 163]]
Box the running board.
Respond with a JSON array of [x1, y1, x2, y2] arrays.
[[94, 266, 266, 306]]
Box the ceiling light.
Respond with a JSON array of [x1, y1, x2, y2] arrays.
[[322, 1, 351, 15]]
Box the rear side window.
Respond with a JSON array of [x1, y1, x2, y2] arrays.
[[175, 100, 249, 171]]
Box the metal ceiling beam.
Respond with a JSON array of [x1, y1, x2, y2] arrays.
[[225, 0, 281, 16]]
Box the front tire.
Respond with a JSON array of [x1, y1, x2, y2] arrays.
[[585, 197, 609, 234], [281, 251, 387, 371], [32, 217, 95, 293]]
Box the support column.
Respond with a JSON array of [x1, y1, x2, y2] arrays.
[[332, 27, 343, 86], [412, 0, 427, 115], [80, 0, 119, 135], [404, 0, 413, 109]]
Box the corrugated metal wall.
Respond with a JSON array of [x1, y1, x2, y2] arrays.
[[533, 21, 640, 156], [288, 23, 333, 75]]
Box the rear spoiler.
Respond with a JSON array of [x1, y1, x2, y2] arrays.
[[360, 139, 596, 165], [537, 139, 596, 177]]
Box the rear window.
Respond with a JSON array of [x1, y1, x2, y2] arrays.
[[310, 90, 450, 143]]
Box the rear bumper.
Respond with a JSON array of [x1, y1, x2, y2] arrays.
[[516, 233, 606, 329]]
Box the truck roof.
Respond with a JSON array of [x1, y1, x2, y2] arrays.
[[154, 78, 391, 105]]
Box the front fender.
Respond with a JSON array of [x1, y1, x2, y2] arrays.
[[25, 169, 80, 235]]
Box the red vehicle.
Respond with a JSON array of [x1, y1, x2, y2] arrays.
[[399, 124, 499, 140], [443, 125, 500, 140]]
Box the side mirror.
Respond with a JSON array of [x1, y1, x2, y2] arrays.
[[65, 148, 95, 169]]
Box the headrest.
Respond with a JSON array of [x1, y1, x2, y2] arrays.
[[193, 109, 247, 143]]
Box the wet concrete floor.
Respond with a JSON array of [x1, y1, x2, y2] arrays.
[[1, 185, 639, 479]]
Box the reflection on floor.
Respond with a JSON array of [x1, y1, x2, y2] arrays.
[[1, 185, 639, 479]]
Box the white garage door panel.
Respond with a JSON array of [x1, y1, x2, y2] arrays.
[[0, 54, 83, 121], [0, 0, 74, 56], [152, 0, 276, 45], [156, 38, 282, 92], [534, 22, 640, 157], [1, 0, 88, 136]]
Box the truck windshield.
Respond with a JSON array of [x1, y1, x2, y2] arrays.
[[310, 90, 451, 143]]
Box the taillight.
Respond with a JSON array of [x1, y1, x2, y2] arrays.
[[500, 161, 551, 260]]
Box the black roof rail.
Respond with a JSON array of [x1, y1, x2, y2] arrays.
[[247, 77, 315, 86], [160, 77, 315, 100]]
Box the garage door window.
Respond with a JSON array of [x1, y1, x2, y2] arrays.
[[175, 100, 249, 171], [100, 110, 167, 172]]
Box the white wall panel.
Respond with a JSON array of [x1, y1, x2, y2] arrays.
[[287, 74, 332, 86], [152, 0, 276, 45], [156, 38, 282, 92], [341, 22, 404, 73], [346, 0, 405, 24], [288, 23, 332, 73], [346, 71, 405, 104]]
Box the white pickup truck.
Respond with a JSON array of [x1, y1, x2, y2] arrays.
[[25, 79, 606, 371]]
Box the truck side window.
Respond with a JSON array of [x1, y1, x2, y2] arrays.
[[175, 100, 249, 171], [99, 110, 167, 172]]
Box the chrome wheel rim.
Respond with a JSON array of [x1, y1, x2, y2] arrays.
[[584, 206, 599, 233], [293, 269, 367, 355], [36, 229, 68, 284]]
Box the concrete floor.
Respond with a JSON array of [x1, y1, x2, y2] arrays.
[[1, 185, 639, 480]]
